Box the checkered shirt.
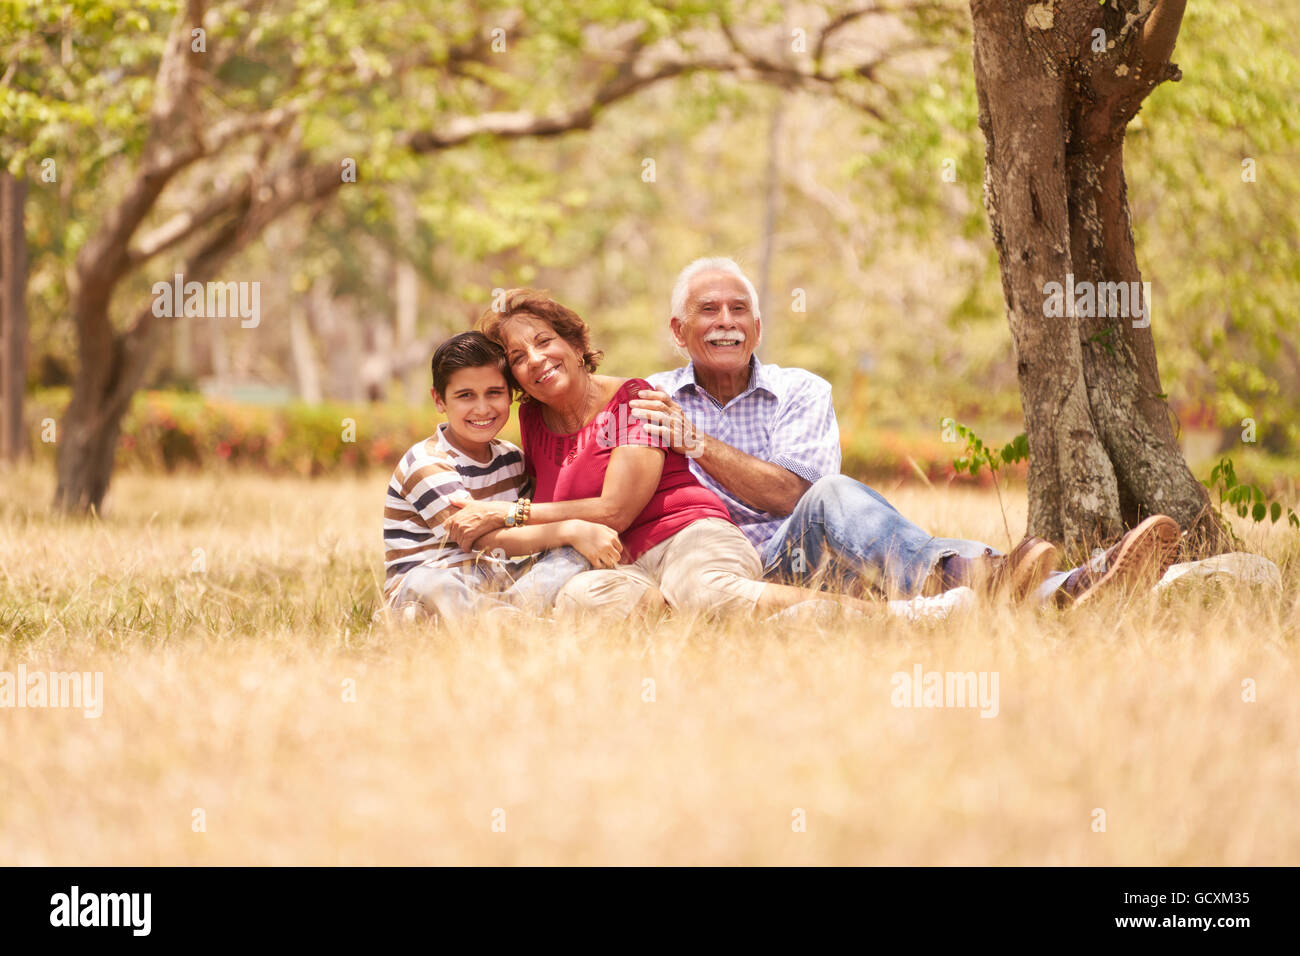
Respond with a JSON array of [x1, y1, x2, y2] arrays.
[[646, 357, 841, 550]]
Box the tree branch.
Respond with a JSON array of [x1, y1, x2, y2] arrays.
[[1136, 0, 1186, 82], [814, 2, 965, 67], [127, 177, 253, 268], [125, 107, 294, 268]]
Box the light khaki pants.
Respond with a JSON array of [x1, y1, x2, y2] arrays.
[[555, 517, 768, 617]]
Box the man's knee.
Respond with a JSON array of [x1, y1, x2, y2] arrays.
[[392, 565, 478, 618], [805, 473, 858, 503], [798, 473, 871, 521], [803, 472, 904, 520]]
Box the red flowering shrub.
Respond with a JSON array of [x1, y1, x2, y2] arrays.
[[25, 389, 501, 476]]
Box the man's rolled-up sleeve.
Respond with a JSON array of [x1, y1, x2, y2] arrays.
[[768, 376, 841, 484]]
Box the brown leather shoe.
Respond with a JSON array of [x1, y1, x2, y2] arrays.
[[1000, 536, 1061, 603], [1058, 515, 1180, 606], [928, 536, 1059, 603]]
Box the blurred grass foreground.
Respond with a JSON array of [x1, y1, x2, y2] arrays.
[[1, 466, 1298, 864]]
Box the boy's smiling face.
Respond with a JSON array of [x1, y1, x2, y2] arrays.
[[433, 365, 512, 458]]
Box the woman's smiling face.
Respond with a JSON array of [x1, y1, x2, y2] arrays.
[[500, 314, 585, 404]]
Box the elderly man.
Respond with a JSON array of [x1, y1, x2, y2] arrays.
[[630, 257, 1180, 605]]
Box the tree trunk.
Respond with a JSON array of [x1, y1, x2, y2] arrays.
[[54, 272, 180, 511], [54, 380, 128, 514], [970, 0, 1228, 557], [757, 93, 784, 315], [1068, 136, 1224, 552], [971, 1, 1122, 549], [290, 301, 323, 403], [393, 195, 423, 404], [55, 210, 247, 513], [1, 172, 29, 463]]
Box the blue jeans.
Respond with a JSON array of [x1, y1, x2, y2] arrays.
[[392, 546, 591, 620], [760, 475, 1069, 601]]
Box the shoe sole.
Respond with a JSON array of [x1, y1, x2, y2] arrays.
[[1009, 540, 1060, 603], [1074, 515, 1180, 606]]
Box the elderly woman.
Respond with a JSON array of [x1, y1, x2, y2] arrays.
[[442, 288, 885, 618]]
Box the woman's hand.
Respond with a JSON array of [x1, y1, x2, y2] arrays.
[[445, 499, 511, 550], [562, 519, 622, 569]]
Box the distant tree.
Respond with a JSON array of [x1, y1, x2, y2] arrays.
[[969, 0, 1229, 555], [0, 172, 28, 462]]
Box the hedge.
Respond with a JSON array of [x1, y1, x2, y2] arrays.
[[22, 389, 1297, 493], [23, 388, 988, 481]]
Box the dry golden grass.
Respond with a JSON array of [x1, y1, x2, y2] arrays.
[[1, 464, 1297, 865]]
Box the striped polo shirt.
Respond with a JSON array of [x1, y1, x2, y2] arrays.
[[382, 423, 528, 599]]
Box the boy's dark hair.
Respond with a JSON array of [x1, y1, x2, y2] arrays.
[[430, 331, 512, 399]]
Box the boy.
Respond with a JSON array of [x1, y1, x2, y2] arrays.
[[383, 331, 621, 621]]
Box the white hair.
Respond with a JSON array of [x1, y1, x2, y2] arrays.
[[669, 257, 762, 320]]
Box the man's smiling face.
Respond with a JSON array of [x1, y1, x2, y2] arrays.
[[671, 270, 761, 379]]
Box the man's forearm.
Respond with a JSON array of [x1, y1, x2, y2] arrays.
[[693, 432, 810, 517]]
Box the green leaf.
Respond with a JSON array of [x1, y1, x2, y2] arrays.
[[1270, 501, 1282, 523], [1252, 501, 1266, 522]]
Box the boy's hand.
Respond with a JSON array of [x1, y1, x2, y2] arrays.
[[445, 499, 510, 549], [564, 519, 622, 569]]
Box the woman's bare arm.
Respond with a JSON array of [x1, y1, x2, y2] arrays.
[[473, 521, 581, 557], [444, 445, 666, 548], [472, 519, 622, 569]]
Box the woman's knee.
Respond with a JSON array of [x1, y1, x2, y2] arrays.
[[554, 569, 650, 615], [660, 568, 765, 616]]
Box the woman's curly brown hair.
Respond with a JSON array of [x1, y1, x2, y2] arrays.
[[477, 289, 604, 398]]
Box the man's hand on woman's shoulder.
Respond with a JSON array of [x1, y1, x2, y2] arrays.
[[629, 389, 706, 459]]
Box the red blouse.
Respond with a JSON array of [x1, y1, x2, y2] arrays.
[[520, 377, 735, 562]]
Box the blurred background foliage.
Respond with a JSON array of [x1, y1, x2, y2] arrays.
[[5, 0, 1298, 484]]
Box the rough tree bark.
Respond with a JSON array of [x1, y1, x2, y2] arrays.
[[970, 0, 1228, 557]]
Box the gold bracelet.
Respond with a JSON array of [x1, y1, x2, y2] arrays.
[[516, 497, 532, 526]]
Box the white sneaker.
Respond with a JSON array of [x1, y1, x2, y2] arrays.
[[375, 601, 430, 625], [764, 599, 870, 624], [887, 586, 976, 623]]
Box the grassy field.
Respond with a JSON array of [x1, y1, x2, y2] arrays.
[[1, 464, 1297, 865]]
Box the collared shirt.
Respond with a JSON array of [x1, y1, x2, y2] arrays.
[[647, 357, 841, 550]]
